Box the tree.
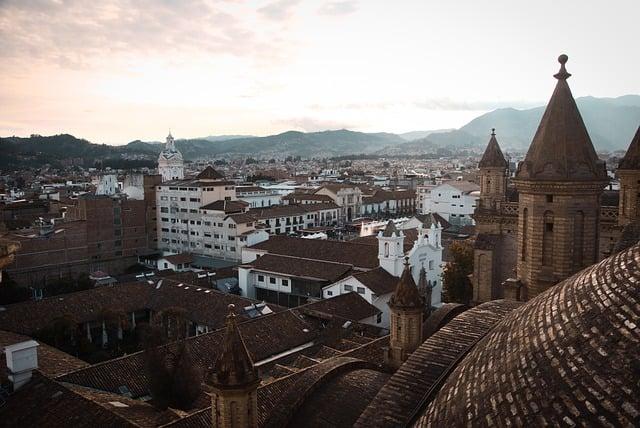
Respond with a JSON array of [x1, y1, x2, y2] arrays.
[[0, 273, 30, 304], [442, 240, 473, 304], [142, 323, 202, 410]]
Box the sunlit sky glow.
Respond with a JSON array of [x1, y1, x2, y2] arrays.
[[1, 0, 638, 144]]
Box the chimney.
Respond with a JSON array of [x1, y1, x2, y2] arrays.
[[4, 340, 39, 391]]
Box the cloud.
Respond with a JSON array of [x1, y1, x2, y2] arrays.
[[275, 117, 353, 132], [257, 0, 301, 21], [413, 98, 543, 111], [318, 1, 358, 16], [0, 0, 293, 70]]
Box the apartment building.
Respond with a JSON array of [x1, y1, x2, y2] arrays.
[[156, 167, 268, 261]]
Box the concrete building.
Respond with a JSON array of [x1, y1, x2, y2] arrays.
[[417, 180, 479, 226], [156, 166, 268, 262]]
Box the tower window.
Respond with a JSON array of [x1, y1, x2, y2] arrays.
[[546, 195, 553, 203], [545, 223, 553, 232]]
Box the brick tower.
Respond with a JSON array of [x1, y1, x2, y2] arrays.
[[512, 55, 608, 300], [385, 258, 424, 369], [209, 304, 259, 428], [472, 130, 513, 302], [477, 129, 509, 218], [617, 126, 640, 226]]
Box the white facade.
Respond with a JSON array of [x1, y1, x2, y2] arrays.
[[323, 223, 444, 328], [417, 182, 479, 226], [236, 186, 282, 208], [156, 176, 268, 261], [323, 279, 391, 327], [96, 174, 118, 196], [158, 133, 185, 182], [315, 185, 363, 223]]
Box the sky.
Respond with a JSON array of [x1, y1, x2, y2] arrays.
[[0, 0, 638, 145]]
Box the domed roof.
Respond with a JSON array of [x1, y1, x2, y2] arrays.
[[417, 243, 640, 426]]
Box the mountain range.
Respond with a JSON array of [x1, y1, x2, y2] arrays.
[[1, 95, 638, 168]]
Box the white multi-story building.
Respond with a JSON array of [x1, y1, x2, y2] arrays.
[[156, 166, 268, 261], [236, 186, 281, 208], [158, 133, 184, 182], [416, 180, 479, 226]]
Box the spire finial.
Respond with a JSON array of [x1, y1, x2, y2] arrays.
[[227, 303, 236, 318], [491, 128, 496, 137], [554, 54, 571, 80]]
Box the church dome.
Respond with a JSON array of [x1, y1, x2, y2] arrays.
[[417, 243, 640, 426]]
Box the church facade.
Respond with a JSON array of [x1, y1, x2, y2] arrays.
[[158, 133, 185, 182]]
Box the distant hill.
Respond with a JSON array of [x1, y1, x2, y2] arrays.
[[398, 129, 455, 141], [458, 95, 640, 151], [2, 95, 638, 168]]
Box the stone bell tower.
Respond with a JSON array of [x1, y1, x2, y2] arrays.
[[617, 126, 640, 227], [511, 55, 608, 300], [385, 258, 424, 369], [209, 304, 259, 428]]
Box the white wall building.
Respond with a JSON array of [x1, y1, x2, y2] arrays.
[[417, 181, 479, 226], [322, 221, 443, 328], [156, 166, 268, 261], [236, 185, 282, 208]]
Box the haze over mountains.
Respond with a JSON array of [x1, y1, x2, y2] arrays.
[[1, 95, 638, 168]]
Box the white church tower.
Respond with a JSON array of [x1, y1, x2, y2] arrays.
[[378, 220, 405, 277], [158, 133, 184, 182]]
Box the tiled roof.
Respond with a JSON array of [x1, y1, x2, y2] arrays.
[[0, 373, 137, 427], [261, 357, 377, 427], [57, 309, 321, 397], [247, 235, 379, 269], [356, 300, 522, 427], [200, 200, 248, 213], [288, 368, 391, 428], [0, 280, 267, 336], [195, 166, 225, 180], [302, 292, 380, 321], [247, 254, 353, 282], [0, 330, 89, 381], [352, 267, 398, 295], [419, 243, 640, 426], [162, 252, 194, 265]]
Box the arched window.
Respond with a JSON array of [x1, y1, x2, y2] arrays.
[[384, 242, 389, 257], [573, 211, 584, 269], [542, 211, 554, 266], [521, 208, 528, 261]]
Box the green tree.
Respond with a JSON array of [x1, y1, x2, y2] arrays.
[[442, 240, 474, 304]]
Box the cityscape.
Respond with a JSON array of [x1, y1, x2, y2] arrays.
[[0, 1, 639, 427]]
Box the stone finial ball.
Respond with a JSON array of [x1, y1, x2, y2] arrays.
[[558, 54, 568, 64], [228, 303, 235, 311]]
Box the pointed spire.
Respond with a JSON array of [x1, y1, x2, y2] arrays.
[[478, 128, 508, 169], [382, 220, 399, 237], [515, 55, 607, 182], [618, 126, 640, 170], [390, 258, 423, 308], [210, 304, 258, 388]]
